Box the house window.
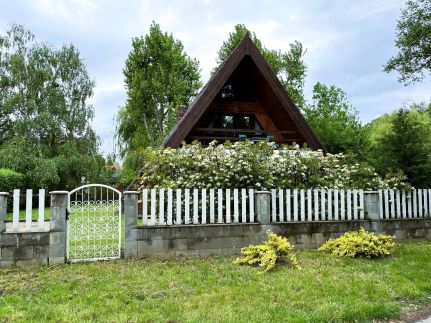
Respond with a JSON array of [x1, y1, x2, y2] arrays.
[[206, 113, 262, 130]]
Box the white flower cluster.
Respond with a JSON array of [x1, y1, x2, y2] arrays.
[[138, 141, 411, 190]]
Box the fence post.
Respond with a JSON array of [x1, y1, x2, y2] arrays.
[[49, 191, 68, 265], [0, 192, 8, 234], [255, 191, 271, 224], [364, 191, 380, 220], [124, 191, 139, 258]]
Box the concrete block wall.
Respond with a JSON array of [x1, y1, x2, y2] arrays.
[[0, 191, 67, 267], [126, 219, 431, 257], [123, 191, 431, 258]]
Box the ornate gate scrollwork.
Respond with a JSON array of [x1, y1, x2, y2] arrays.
[[67, 184, 122, 262]]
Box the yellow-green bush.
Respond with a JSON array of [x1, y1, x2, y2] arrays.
[[234, 232, 300, 273], [318, 227, 395, 258]]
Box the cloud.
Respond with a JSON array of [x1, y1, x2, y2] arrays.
[[34, 0, 98, 19], [345, 0, 403, 22]]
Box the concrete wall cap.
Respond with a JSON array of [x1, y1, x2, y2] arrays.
[[254, 191, 271, 194], [0, 192, 9, 196], [124, 191, 139, 194], [49, 191, 69, 195]]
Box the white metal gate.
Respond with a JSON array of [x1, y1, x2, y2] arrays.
[[67, 184, 122, 262]]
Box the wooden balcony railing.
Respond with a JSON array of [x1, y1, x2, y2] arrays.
[[187, 128, 303, 144]]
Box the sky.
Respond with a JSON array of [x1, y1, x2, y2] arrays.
[[1, 0, 430, 156]]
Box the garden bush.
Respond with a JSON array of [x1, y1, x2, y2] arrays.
[[0, 168, 25, 192], [135, 141, 411, 189], [234, 231, 300, 272], [318, 227, 395, 258]]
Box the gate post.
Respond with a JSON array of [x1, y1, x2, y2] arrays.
[[49, 191, 68, 265], [255, 191, 271, 224], [0, 192, 8, 234], [124, 191, 139, 258]]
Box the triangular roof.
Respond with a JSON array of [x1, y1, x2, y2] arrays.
[[163, 35, 323, 150]]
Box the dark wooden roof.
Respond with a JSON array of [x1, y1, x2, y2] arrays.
[[163, 35, 323, 150]]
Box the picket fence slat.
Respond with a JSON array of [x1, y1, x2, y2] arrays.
[[423, 190, 428, 216], [176, 189, 181, 224], [320, 190, 325, 221], [352, 190, 357, 220], [210, 189, 215, 224], [271, 189, 277, 222], [279, 189, 284, 222], [300, 189, 305, 221], [233, 189, 239, 223], [242, 189, 247, 223], [217, 189, 223, 223], [38, 189, 45, 230], [184, 189, 190, 224], [314, 189, 319, 221], [159, 189, 165, 224], [202, 189, 207, 224], [413, 190, 418, 218], [249, 189, 254, 223], [193, 189, 199, 224], [226, 189, 231, 224], [142, 189, 148, 225], [25, 189, 32, 231], [13, 189, 20, 232], [401, 191, 407, 219], [334, 189, 339, 221], [418, 189, 423, 217], [428, 189, 431, 216], [167, 189, 173, 225], [286, 189, 291, 222], [293, 189, 298, 221], [396, 190, 401, 219], [307, 189, 312, 221]]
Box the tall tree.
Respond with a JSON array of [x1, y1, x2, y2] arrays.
[[365, 102, 431, 187], [117, 22, 202, 156], [216, 24, 307, 109], [384, 0, 431, 84], [371, 108, 431, 187], [304, 82, 365, 155], [0, 24, 105, 189]]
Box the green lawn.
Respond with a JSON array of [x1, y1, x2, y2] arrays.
[[5, 208, 50, 221], [1, 241, 431, 322]]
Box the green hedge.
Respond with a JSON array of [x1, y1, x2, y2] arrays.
[[0, 168, 26, 192]]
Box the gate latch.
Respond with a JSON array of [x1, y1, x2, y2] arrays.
[[66, 209, 70, 221]]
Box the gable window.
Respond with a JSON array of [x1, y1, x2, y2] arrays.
[[206, 113, 262, 130]]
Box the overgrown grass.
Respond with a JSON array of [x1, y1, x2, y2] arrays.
[[1, 241, 431, 322]]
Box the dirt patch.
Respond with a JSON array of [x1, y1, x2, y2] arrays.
[[387, 302, 431, 323]]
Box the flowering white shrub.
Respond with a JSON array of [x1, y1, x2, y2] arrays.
[[136, 141, 411, 190]]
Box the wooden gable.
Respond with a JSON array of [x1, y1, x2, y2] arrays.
[[163, 35, 323, 150]]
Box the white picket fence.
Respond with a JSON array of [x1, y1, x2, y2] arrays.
[[141, 188, 255, 225], [6, 188, 431, 231], [379, 189, 431, 219], [141, 188, 365, 225], [8, 189, 47, 232], [270, 189, 364, 222]]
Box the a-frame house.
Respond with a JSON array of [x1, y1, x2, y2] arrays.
[[163, 35, 323, 150]]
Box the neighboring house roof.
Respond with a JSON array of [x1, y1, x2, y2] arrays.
[[163, 34, 323, 150], [106, 164, 123, 171]]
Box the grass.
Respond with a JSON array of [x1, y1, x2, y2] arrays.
[[5, 208, 50, 221], [1, 241, 431, 322]]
